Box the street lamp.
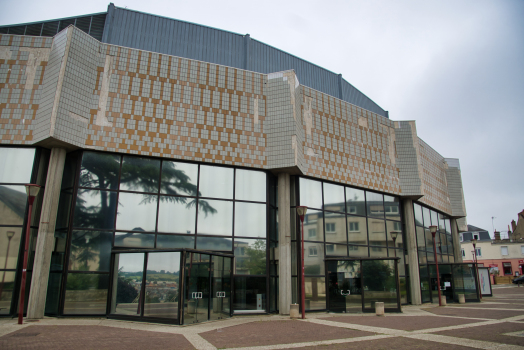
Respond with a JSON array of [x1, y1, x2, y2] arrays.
[[0, 231, 16, 301], [296, 206, 307, 319], [18, 184, 41, 325], [390, 231, 401, 257], [471, 238, 482, 300], [429, 225, 442, 306]]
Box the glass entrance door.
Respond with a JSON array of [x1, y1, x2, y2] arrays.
[[327, 260, 361, 313], [210, 255, 231, 321], [362, 259, 400, 312], [183, 253, 211, 324]]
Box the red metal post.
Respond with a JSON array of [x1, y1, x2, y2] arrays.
[[18, 195, 36, 324], [431, 231, 442, 306], [300, 215, 305, 319], [472, 242, 482, 300]]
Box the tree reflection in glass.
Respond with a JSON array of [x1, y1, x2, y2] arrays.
[[234, 239, 266, 275]]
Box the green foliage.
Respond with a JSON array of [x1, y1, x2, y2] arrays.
[[238, 240, 267, 275], [362, 260, 395, 291], [116, 276, 139, 303]]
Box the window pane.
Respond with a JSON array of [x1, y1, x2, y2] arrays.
[[362, 260, 397, 309], [0, 147, 35, 183], [299, 178, 322, 209], [235, 202, 266, 238], [416, 226, 425, 251], [384, 195, 400, 221], [111, 253, 144, 315], [235, 169, 266, 202], [389, 249, 405, 275], [0, 271, 16, 314], [438, 214, 447, 231], [0, 227, 22, 269], [425, 228, 434, 253], [73, 189, 117, 229], [63, 273, 109, 314], [347, 215, 368, 246], [234, 239, 266, 275], [348, 245, 369, 257], [368, 218, 387, 247], [386, 221, 403, 250], [304, 210, 323, 242], [305, 277, 326, 310], [196, 236, 232, 251], [366, 191, 384, 218], [369, 245, 388, 258], [325, 244, 347, 256], [160, 161, 198, 196], [197, 199, 232, 236], [430, 211, 438, 228], [157, 196, 197, 234], [445, 219, 451, 234], [116, 192, 157, 232], [144, 252, 180, 318], [422, 207, 431, 228], [79, 152, 120, 189], [323, 183, 345, 212], [233, 276, 266, 311], [199, 165, 233, 199], [324, 214, 347, 244], [345, 187, 365, 216], [304, 242, 324, 275], [413, 203, 423, 226], [69, 231, 112, 272], [120, 156, 160, 193], [156, 234, 195, 249], [56, 190, 73, 229], [0, 185, 27, 225], [114, 232, 155, 248]]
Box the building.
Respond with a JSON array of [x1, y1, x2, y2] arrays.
[[462, 226, 524, 282], [509, 210, 524, 240], [0, 3, 471, 324]]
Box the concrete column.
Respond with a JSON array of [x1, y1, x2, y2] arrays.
[[27, 148, 66, 319], [403, 199, 422, 305], [451, 218, 463, 263], [278, 173, 292, 315]]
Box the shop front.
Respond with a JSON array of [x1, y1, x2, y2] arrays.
[[326, 258, 401, 313], [427, 263, 480, 303]]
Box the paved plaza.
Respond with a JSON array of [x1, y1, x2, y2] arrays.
[[1, 286, 524, 349]]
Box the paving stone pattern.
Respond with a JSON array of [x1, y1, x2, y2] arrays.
[[1, 286, 524, 349]]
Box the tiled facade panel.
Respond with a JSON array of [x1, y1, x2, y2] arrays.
[[0, 28, 466, 217], [417, 138, 452, 214], [0, 34, 53, 143], [445, 166, 467, 218], [300, 86, 400, 194], [394, 121, 424, 197]]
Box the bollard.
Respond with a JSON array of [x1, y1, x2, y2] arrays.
[[440, 295, 447, 306], [375, 302, 385, 316], [290, 304, 299, 318], [458, 294, 465, 304]]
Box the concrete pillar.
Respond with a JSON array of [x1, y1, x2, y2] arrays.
[[451, 218, 463, 263], [27, 148, 66, 319], [403, 199, 422, 305], [278, 173, 292, 315]]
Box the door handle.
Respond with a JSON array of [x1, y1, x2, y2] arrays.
[[217, 291, 226, 297], [198, 292, 203, 299], [341, 290, 350, 296]]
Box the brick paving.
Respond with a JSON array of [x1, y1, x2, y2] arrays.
[[1, 286, 524, 350], [200, 320, 376, 348], [320, 315, 481, 331], [435, 322, 524, 347], [0, 325, 195, 350], [422, 306, 524, 319], [293, 337, 479, 350]]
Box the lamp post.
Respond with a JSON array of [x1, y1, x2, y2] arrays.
[[429, 225, 442, 306], [471, 238, 482, 300], [390, 230, 401, 258], [18, 184, 41, 325], [0, 231, 16, 301], [296, 206, 308, 319]]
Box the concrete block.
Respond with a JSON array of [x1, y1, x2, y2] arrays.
[[458, 294, 465, 304], [290, 304, 299, 318], [440, 295, 447, 306], [375, 302, 385, 316]]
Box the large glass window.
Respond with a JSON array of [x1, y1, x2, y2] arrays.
[[294, 177, 407, 309], [60, 151, 270, 316]]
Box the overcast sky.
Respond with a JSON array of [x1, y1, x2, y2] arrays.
[[1, 0, 522, 237]]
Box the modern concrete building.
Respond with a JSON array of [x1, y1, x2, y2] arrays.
[[0, 4, 472, 324]]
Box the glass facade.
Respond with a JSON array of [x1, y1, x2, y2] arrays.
[[294, 177, 407, 310], [55, 151, 269, 316], [413, 202, 454, 303], [0, 147, 48, 315]]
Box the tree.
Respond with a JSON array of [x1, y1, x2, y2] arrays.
[[240, 240, 266, 275], [361, 260, 395, 291]]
